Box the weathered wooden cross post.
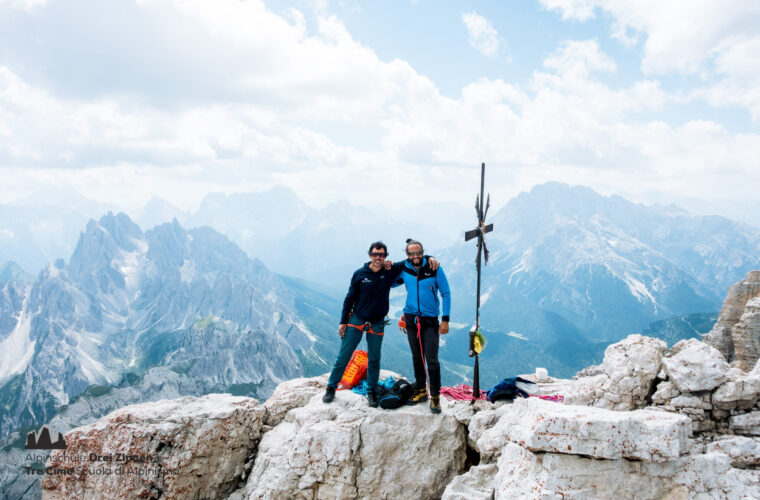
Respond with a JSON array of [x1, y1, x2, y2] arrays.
[[463, 162, 493, 399]]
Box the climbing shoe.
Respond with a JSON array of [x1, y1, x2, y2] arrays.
[[322, 387, 336, 403], [407, 387, 428, 405], [430, 395, 441, 414], [367, 390, 378, 408]]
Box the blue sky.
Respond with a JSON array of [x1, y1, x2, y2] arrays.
[[0, 0, 759, 225]]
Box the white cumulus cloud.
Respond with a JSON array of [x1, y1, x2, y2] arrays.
[[0, 0, 758, 224], [539, 0, 760, 120], [462, 11, 503, 58]]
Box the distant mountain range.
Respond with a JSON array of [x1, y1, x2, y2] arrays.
[[435, 183, 760, 383], [0, 213, 341, 441]]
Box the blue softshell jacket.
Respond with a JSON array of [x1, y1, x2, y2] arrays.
[[395, 257, 451, 321]]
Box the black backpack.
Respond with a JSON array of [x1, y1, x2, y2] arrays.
[[377, 378, 414, 409], [486, 376, 538, 402]]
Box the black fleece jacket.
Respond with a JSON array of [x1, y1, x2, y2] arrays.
[[339, 261, 406, 324]]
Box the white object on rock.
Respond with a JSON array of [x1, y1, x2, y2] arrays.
[[662, 339, 730, 393], [535, 367, 549, 382]]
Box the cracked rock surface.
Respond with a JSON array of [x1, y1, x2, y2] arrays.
[[41, 334, 760, 499], [41, 394, 265, 500], [246, 389, 466, 499]]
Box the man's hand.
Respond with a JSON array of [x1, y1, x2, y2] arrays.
[[439, 321, 449, 335], [383, 260, 393, 270], [338, 324, 347, 337], [428, 257, 440, 270]]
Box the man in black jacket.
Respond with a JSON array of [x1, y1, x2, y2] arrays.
[[323, 241, 437, 407]]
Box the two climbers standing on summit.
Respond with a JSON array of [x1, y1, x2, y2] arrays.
[[322, 239, 451, 414]]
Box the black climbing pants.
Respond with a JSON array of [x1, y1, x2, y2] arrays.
[[404, 314, 441, 397]]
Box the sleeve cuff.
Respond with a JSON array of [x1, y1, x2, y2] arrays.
[[442, 315, 450, 322]]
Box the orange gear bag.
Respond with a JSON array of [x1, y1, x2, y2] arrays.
[[338, 350, 368, 389]]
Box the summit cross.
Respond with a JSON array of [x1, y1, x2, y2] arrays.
[[463, 162, 493, 399]]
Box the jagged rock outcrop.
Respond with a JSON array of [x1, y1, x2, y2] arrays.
[[41, 395, 265, 500], [491, 442, 758, 499], [247, 389, 466, 499], [41, 335, 760, 500], [662, 338, 730, 392], [440, 464, 497, 500], [707, 436, 760, 467], [732, 297, 760, 371], [563, 334, 667, 410], [704, 270, 760, 370], [487, 398, 690, 462]]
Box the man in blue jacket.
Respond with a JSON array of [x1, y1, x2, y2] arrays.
[[396, 238, 451, 414], [323, 241, 438, 407]]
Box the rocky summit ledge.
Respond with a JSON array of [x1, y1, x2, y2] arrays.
[[42, 338, 760, 500]]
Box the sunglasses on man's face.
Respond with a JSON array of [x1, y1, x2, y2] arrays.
[[407, 251, 423, 256], [369, 252, 387, 258]]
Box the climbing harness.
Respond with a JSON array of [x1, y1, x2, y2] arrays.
[[347, 321, 383, 336]]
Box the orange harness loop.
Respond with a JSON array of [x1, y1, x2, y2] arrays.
[[347, 322, 384, 336]]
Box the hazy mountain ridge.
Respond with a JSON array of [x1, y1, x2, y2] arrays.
[[0, 186, 467, 288], [0, 213, 338, 440], [435, 183, 760, 382]]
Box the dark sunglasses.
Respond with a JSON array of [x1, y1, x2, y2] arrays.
[[369, 252, 387, 258], [407, 251, 423, 256]]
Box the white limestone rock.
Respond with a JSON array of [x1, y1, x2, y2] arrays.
[[494, 442, 666, 500], [504, 398, 690, 462], [712, 368, 760, 410], [651, 381, 681, 405], [42, 395, 265, 500], [706, 436, 760, 468], [563, 373, 612, 408], [662, 339, 730, 393], [467, 404, 516, 458], [669, 394, 712, 410], [474, 398, 690, 464], [565, 334, 667, 411], [493, 443, 760, 500], [441, 464, 498, 500], [704, 271, 760, 366], [263, 375, 327, 426], [732, 296, 760, 371], [729, 410, 760, 436], [446, 398, 496, 428], [245, 390, 466, 499]]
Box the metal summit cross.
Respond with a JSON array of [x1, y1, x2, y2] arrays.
[[464, 162, 493, 399]]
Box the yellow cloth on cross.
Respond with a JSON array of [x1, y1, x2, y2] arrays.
[[472, 329, 486, 354]]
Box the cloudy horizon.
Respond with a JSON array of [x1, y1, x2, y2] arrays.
[[1, 0, 759, 226]]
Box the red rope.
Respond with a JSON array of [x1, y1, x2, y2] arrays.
[[417, 316, 429, 394], [440, 386, 565, 403], [532, 394, 564, 402], [440, 384, 489, 401]]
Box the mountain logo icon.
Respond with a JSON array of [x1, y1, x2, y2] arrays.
[[25, 426, 67, 450]]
